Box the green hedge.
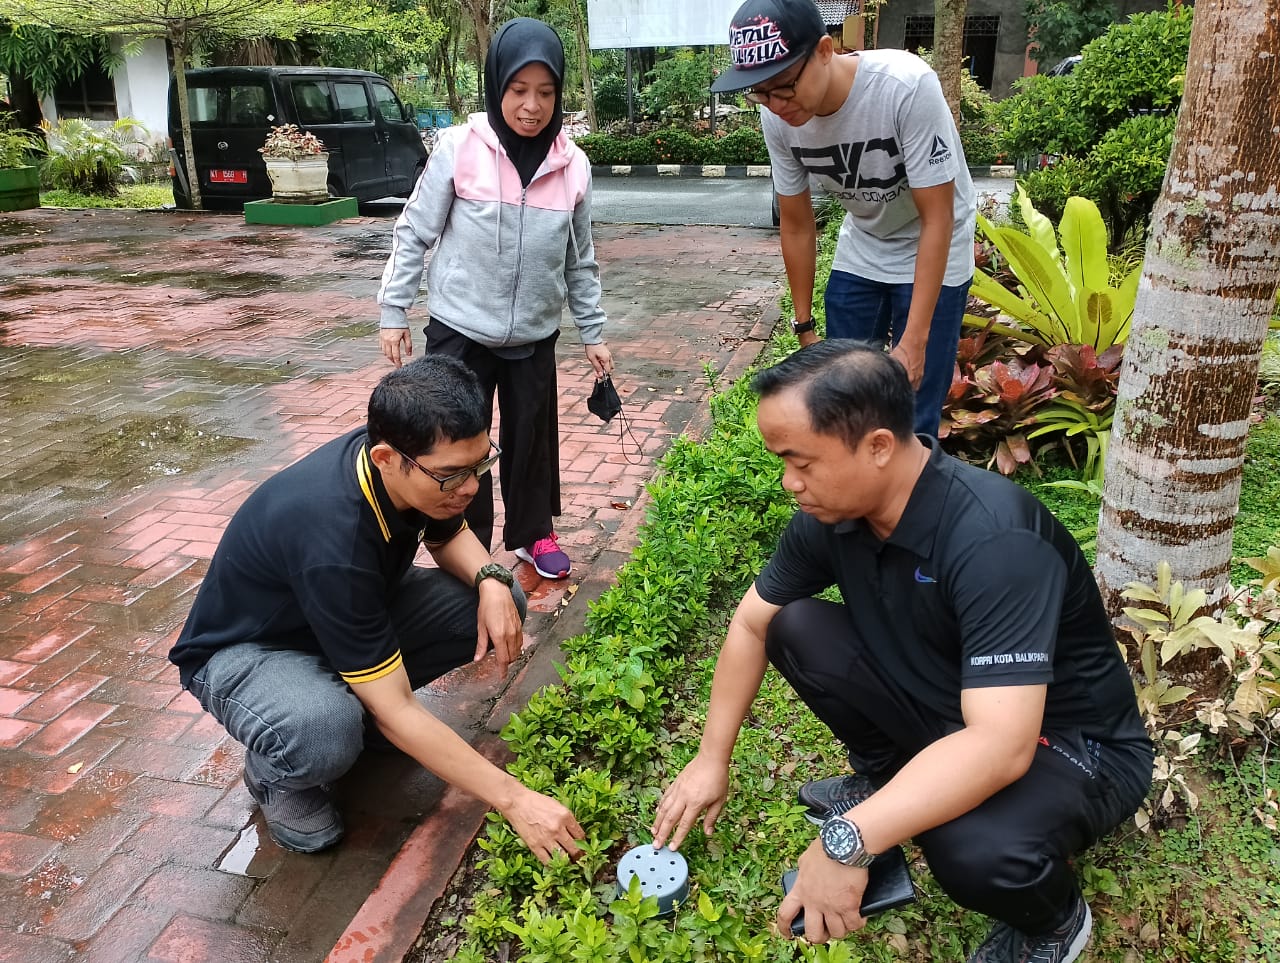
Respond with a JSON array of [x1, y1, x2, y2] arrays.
[[576, 126, 769, 166]]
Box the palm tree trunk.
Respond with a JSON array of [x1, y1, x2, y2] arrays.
[[1094, 0, 1280, 615]]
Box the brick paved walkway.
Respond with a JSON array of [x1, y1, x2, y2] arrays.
[[0, 208, 782, 963]]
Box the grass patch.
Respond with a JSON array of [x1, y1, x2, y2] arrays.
[[41, 183, 174, 209]]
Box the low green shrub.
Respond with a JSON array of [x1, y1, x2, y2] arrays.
[[996, 4, 1190, 247]]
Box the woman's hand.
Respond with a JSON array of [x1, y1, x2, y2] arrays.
[[381, 328, 413, 367], [585, 342, 613, 378]]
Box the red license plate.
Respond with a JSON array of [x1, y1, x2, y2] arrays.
[[208, 169, 248, 184]]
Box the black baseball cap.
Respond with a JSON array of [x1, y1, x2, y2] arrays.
[[711, 0, 827, 94]]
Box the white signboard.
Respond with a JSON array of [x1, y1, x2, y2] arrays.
[[587, 0, 742, 49]]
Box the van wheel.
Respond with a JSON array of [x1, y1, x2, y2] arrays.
[[327, 177, 344, 199], [413, 161, 426, 188]]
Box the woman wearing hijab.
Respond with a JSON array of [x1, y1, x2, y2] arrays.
[[378, 17, 613, 580]]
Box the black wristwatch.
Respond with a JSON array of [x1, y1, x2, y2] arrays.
[[820, 814, 876, 868], [474, 562, 514, 589], [791, 318, 815, 335]]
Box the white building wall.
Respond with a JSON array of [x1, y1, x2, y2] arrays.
[[116, 38, 171, 139]]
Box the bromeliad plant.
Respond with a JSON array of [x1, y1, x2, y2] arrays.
[[968, 187, 1141, 352], [942, 353, 1058, 475], [943, 190, 1137, 477]]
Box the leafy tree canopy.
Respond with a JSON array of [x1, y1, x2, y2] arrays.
[[1025, 0, 1118, 65], [0, 21, 117, 96]]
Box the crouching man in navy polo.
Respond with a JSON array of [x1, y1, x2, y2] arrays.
[[169, 355, 583, 860], [651, 341, 1152, 963]]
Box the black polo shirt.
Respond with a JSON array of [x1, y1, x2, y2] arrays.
[[755, 437, 1146, 744], [169, 428, 466, 688]]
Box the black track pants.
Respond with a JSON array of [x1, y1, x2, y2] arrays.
[[765, 598, 1153, 934]]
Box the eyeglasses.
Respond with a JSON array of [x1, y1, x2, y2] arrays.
[[744, 52, 814, 106], [393, 440, 501, 492]]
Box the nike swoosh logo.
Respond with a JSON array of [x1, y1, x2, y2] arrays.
[[914, 566, 936, 584]]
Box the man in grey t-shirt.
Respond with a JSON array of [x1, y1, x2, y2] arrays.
[[712, 0, 976, 436]]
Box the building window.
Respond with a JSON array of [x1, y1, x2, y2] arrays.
[[54, 62, 118, 121], [903, 15, 934, 56], [900, 14, 1001, 91]]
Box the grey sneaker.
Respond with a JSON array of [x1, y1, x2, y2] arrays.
[[797, 772, 878, 825], [243, 768, 345, 854], [967, 894, 1092, 963]]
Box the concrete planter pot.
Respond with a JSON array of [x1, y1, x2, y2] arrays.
[[263, 154, 329, 204], [0, 165, 40, 212]]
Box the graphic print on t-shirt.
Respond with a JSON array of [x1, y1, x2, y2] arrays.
[[928, 135, 953, 166], [791, 137, 908, 203]]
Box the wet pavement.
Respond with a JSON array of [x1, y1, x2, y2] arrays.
[[0, 207, 783, 962]]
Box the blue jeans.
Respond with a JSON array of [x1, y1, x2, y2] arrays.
[[185, 567, 526, 802], [824, 270, 972, 437]]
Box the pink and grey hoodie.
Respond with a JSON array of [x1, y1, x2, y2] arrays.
[[377, 113, 606, 349]]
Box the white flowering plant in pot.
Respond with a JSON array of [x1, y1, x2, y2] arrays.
[[259, 125, 329, 203]]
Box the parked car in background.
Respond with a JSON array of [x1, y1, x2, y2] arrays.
[[168, 66, 427, 209], [1046, 55, 1082, 77]]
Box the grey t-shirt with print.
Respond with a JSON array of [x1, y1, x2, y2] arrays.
[[763, 49, 977, 287]]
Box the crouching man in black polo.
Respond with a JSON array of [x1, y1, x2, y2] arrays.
[[169, 355, 583, 860], [651, 341, 1152, 963]]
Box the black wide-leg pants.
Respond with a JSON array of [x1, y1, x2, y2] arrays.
[[425, 319, 561, 552], [765, 598, 1153, 934]]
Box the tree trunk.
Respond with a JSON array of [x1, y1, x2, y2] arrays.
[[933, 0, 966, 125], [171, 35, 203, 210], [1094, 0, 1280, 615], [567, 0, 596, 131]]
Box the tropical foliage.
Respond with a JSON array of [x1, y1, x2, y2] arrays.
[[942, 191, 1137, 478], [39, 116, 147, 193]]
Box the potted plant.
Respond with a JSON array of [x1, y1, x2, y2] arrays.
[[259, 124, 329, 204], [0, 117, 43, 212]]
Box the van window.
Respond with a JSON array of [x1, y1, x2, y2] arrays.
[[293, 81, 334, 125], [188, 87, 220, 124], [371, 82, 403, 123], [226, 85, 270, 126], [334, 82, 372, 123]]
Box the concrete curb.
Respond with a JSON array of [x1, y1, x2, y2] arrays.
[[591, 164, 1016, 179], [592, 164, 772, 179], [324, 299, 784, 963]]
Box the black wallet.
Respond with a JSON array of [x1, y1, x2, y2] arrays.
[[781, 846, 915, 937]]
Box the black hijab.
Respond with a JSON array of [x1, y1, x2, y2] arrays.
[[484, 18, 566, 188]]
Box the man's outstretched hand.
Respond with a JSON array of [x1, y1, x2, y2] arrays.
[[503, 787, 586, 865], [650, 752, 730, 851]]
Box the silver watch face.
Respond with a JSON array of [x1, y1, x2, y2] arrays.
[[820, 816, 860, 861]]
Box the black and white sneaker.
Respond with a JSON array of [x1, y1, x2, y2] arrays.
[[797, 772, 877, 825], [966, 893, 1092, 963]]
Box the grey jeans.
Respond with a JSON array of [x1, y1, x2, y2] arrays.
[[185, 566, 526, 801]]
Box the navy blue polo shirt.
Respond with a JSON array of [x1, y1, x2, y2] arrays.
[[755, 437, 1146, 744], [169, 428, 466, 688]]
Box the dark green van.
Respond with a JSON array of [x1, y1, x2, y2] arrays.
[[168, 66, 428, 209]]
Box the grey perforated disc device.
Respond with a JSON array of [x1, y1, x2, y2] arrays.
[[615, 844, 690, 917]]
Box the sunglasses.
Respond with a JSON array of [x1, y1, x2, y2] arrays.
[[392, 439, 500, 492]]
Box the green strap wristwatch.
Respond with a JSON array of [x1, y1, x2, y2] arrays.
[[474, 562, 515, 589]]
